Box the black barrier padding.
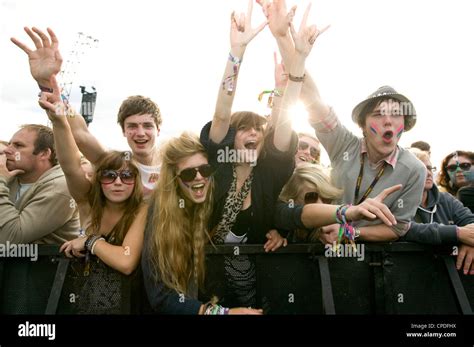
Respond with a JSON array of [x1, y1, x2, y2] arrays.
[[1, 243, 473, 315], [328, 256, 374, 314], [383, 252, 459, 314], [0, 256, 58, 314], [256, 253, 323, 314]]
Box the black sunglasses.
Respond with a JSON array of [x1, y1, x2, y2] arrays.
[[100, 169, 136, 185], [304, 191, 332, 204], [446, 162, 472, 173], [178, 164, 214, 182], [298, 141, 320, 159]]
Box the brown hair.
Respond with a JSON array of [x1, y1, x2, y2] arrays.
[[87, 151, 143, 243], [20, 124, 57, 166], [117, 95, 162, 131], [437, 150, 474, 196]]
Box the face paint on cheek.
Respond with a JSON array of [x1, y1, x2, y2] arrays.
[[396, 124, 404, 138], [463, 169, 474, 183], [369, 123, 379, 136]]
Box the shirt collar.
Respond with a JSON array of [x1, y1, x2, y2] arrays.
[[360, 139, 399, 168]]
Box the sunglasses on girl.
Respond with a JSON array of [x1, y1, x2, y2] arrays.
[[298, 141, 320, 159], [446, 162, 472, 173], [178, 164, 214, 182], [304, 191, 332, 204], [100, 169, 136, 185]]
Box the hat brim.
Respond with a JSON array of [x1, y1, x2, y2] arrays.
[[352, 93, 417, 132]]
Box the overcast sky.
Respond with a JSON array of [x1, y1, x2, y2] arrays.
[[1, 0, 473, 168]]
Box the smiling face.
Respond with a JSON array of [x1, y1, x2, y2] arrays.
[[176, 153, 212, 204], [122, 113, 159, 160], [296, 136, 320, 166], [363, 99, 404, 161], [234, 124, 264, 164]]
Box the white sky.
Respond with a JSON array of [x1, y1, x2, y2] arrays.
[[1, 0, 473, 169]]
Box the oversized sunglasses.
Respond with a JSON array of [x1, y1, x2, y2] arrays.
[[178, 164, 214, 182], [304, 191, 332, 204], [100, 169, 136, 185], [298, 141, 320, 159], [446, 162, 472, 173]]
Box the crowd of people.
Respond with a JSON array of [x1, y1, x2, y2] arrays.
[[1, 0, 473, 314]]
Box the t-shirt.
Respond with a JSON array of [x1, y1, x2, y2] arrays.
[[136, 162, 160, 198], [15, 183, 33, 202]]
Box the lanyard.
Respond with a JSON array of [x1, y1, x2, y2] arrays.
[[354, 155, 387, 204]]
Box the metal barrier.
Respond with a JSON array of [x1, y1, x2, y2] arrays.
[[0, 243, 472, 314]]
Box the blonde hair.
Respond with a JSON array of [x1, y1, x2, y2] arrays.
[[279, 163, 342, 203], [408, 147, 430, 163], [149, 132, 214, 295]]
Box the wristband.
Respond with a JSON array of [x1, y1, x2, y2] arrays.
[[288, 73, 306, 82]]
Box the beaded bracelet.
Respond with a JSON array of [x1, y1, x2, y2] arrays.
[[204, 303, 230, 315]]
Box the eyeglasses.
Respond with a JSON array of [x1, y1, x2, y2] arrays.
[[446, 162, 472, 173], [426, 166, 436, 173], [99, 170, 136, 185], [298, 141, 320, 159], [177, 164, 214, 182]]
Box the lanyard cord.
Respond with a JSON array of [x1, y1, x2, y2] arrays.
[[354, 155, 387, 204]]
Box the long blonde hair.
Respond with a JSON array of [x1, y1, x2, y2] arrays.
[[279, 163, 342, 203], [149, 132, 214, 295]]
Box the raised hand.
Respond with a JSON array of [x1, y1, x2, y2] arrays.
[[11, 27, 62, 87], [256, 0, 296, 38], [230, 0, 267, 50], [346, 184, 403, 226], [289, 3, 329, 57]]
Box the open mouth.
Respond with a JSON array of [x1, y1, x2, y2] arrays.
[[244, 140, 257, 150], [382, 131, 394, 143], [299, 156, 308, 162], [191, 182, 206, 195], [134, 139, 148, 146]]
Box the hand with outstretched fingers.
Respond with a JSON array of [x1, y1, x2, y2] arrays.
[[256, 0, 296, 38], [11, 27, 62, 88], [289, 3, 329, 58], [346, 184, 403, 226], [230, 0, 267, 50]]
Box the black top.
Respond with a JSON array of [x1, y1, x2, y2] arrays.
[[200, 121, 298, 243], [458, 186, 474, 214]]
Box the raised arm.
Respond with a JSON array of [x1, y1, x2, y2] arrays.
[[210, 0, 267, 143], [38, 76, 91, 204], [12, 27, 107, 165], [257, 0, 331, 122], [272, 3, 318, 152], [266, 52, 288, 130]]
